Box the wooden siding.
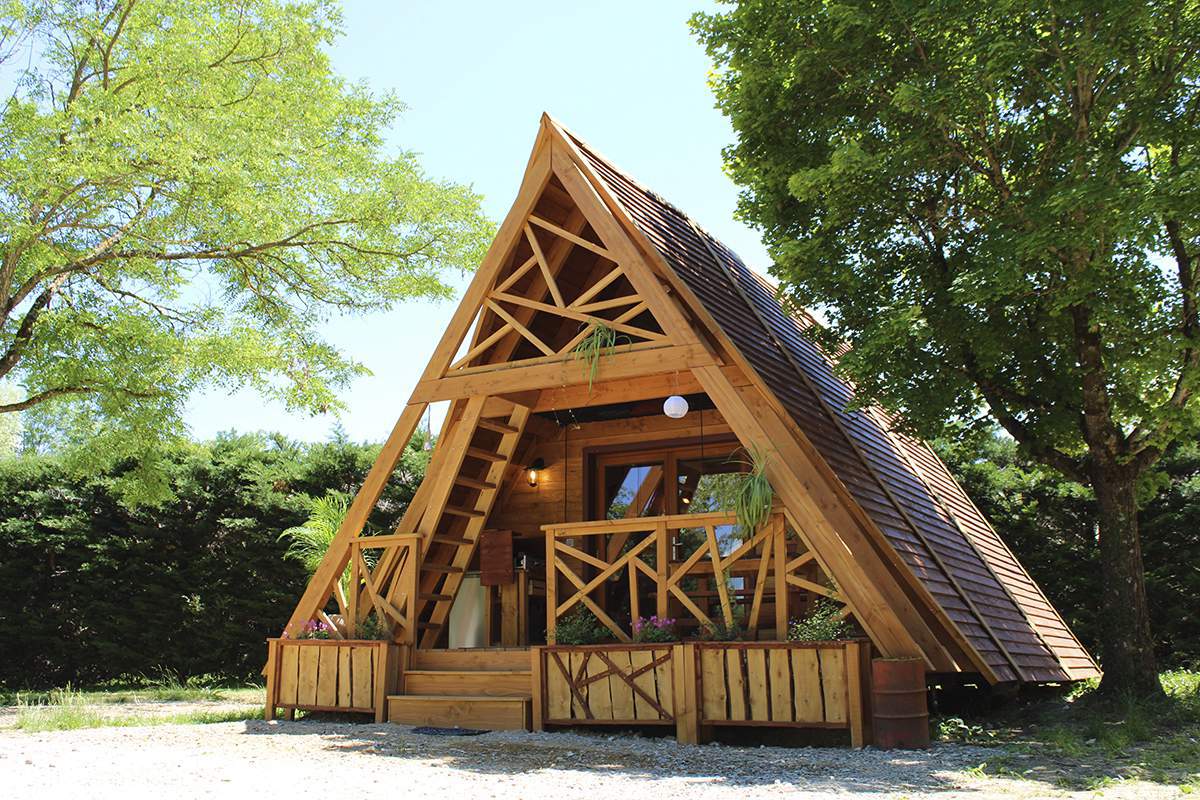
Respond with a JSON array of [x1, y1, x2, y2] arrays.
[[489, 409, 732, 536], [569, 133, 1098, 683]]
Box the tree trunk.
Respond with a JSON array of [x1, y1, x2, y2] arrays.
[[1091, 462, 1162, 697]]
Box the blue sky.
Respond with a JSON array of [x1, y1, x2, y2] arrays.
[[185, 0, 771, 443]]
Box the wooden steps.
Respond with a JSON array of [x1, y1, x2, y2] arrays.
[[403, 669, 531, 697], [453, 476, 497, 491], [387, 648, 533, 732], [386, 694, 530, 731], [413, 648, 531, 671], [476, 418, 521, 435]]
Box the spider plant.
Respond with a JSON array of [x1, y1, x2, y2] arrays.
[[573, 322, 626, 389], [730, 445, 775, 534]]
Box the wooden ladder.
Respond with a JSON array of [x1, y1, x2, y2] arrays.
[[412, 396, 529, 648]]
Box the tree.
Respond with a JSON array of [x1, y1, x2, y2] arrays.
[[692, 0, 1200, 695], [0, 0, 490, 500]]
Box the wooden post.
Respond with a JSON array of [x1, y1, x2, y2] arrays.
[[545, 529, 558, 644], [530, 646, 545, 732], [656, 520, 669, 619], [264, 640, 279, 721], [673, 643, 699, 745], [773, 516, 789, 639], [374, 642, 391, 723], [348, 543, 360, 636], [404, 545, 419, 646], [846, 641, 865, 747]]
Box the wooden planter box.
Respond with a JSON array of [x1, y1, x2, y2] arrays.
[[533, 640, 871, 746], [264, 639, 403, 722]]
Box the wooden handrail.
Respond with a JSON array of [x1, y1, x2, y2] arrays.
[[543, 510, 744, 534]]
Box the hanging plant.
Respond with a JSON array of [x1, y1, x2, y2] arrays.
[[572, 322, 627, 389], [730, 445, 775, 534]]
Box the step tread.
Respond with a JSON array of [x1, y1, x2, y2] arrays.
[[476, 418, 521, 435], [404, 669, 531, 676], [388, 694, 531, 702], [430, 536, 471, 547], [443, 505, 485, 518], [454, 476, 498, 491], [465, 447, 506, 462]]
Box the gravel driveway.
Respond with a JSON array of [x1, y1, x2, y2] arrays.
[[0, 718, 1184, 799]]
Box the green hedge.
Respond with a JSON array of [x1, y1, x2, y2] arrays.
[[0, 432, 426, 688]]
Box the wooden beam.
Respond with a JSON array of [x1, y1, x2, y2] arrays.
[[525, 223, 565, 307], [528, 214, 613, 260], [410, 344, 716, 403]]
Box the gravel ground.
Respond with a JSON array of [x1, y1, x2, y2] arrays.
[[0, 718, 1186, 799]]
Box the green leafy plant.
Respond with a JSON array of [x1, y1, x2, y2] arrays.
[[553, 607, 613, 645], [296, 620, 335, 640], [572, 323, 628, 389], [701, 608, 750, 641], [355, 613, 392, 641], [280, 492, 350, 594], [730, 446, 775, 534], [788, 597, 851, 642]]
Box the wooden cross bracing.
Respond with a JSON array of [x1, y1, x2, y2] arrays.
[[543, 511, 849, 644]]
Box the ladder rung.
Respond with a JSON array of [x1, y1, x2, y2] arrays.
[[431, 536, 471, 547], [454, 476, 497, 491], [419, 593, 453, 602], [443, 505, 484, 518], [418, 621, 443, 629], [476, 418, 520, 435], [465, 447, 505, 463], [422, 564, 463, 574]]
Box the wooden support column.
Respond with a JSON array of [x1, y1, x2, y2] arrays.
[[773, 516, 789, 639], [673, 643, 699, 744], [656, 520, 669, 619], [530, 647, 545, 732], [545, 529, 558, 644], [264, 640, 279, 721]]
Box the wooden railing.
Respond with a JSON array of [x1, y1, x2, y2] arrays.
[[532, 640, 871, 746], [347, 533, 421, 644], [543, 510, 842, 642]]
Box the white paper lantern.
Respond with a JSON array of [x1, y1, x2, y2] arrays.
[[663, 395, 689, 419]]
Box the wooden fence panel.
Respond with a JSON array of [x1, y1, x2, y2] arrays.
[[265, 640, 399, 720]]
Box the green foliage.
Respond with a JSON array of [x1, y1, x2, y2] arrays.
[[700, 608, 749, 641], [788, 597, 851, 642], [572, 323, 626, 389], [0, 431, 426, 688], [693, 0, 1200, 691], [552, 607, 612, 645], [0, 0, 491, 503], [280, 492, 349, 594], [355, 613, 391, 641], [0, 382, 19, 456], [938, 430, 1200, 667], [934, 669, 1200, 790], [730, 446, 774, 534]]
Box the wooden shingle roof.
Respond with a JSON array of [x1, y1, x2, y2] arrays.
[[566, 129, 1099, 684]]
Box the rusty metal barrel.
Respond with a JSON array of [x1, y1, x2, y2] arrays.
[[871, 658, 930, 748]]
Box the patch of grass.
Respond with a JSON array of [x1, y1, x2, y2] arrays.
[[2, 675, 264, 706], [12, 688, 262, 732], [935, 669, 1200, 792]]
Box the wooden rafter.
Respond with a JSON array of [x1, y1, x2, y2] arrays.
[[524, 223, 565, 307]]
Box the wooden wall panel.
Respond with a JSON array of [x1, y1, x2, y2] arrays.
[[489, 409, 732, 535]]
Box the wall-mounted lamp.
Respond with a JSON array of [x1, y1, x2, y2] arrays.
[[526, 457, 546, 487]]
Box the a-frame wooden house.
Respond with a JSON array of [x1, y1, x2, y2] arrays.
[[264, 115, 1099, 744]]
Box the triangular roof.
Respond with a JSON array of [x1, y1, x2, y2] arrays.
[[551, 118, 1097, 684], [284, 114, 1098, 684]]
